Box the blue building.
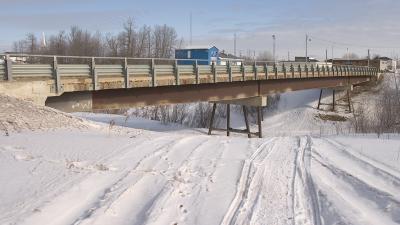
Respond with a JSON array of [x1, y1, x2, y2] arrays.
[[175, 46, 219, 65]]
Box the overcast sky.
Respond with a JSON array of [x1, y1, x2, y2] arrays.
[[1, 0, 399, 60]]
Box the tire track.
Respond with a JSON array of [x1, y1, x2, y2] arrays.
[[292, 136, 321, 225], [220, 137, 277, 225], [75, 136, 209, 225], [321, 138, 400, 195]]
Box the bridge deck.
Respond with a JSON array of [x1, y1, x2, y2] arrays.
[[0, 54, 377, 111]]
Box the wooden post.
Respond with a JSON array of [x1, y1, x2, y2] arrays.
[[208, 103, 217, 135], [5, 54, 12, 81], [257, 106, 262, 138], [242, 106, 251, 138], [226, 104, 231, 136], [317, 89, 323, 109], [332, 89, 336, 111]]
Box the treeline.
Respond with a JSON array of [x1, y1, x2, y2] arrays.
[[12, 18, 182, 58]]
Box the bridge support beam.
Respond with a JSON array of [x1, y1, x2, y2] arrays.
[[208, 96, 267, 138], [317, 85, 353, 112]]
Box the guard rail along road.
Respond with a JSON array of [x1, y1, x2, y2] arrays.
[[0, 54, 379, 112]]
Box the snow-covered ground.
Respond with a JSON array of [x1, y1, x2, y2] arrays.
[[1, 78, 400, 225]]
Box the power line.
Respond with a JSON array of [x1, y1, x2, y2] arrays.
[[309, 35, 400, 49]]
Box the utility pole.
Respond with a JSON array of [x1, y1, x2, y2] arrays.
[[325, 49, 328, 66], [331, 45, 334, 65], [272, 35, 276, 64], [234, 33, 237, 56], [288, 51, 290, 61], [305, 34, 308, 63], [368, 49, 370, 67], [190, 12, 193, 46]]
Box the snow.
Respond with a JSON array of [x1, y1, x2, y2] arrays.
[[1, 76, 400, 225]]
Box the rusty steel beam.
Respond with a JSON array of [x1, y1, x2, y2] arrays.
[[90, 76, 370, 110]]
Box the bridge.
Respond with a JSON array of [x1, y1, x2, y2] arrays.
[[0, 54, 378, 113]]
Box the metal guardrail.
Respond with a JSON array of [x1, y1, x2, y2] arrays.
[[0, 54, 379, 94]]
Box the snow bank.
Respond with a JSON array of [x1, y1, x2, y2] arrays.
[[0, 94, 92, 134]]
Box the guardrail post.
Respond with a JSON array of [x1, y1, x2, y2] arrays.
[[91, 57, 98, 90], [264, 63, 268, 79], [174, 60, 180, 85], [298, 65, 302, 78], [317, 65, 320, 77], [311, 65, 315, 77], [151, 58, 156, 87], [305, 64, 309, 77], [124, 58, 130, 88], [195, 60, 200, 84], [322, 65, 326, 76], [212, 61, 217, 83], [227, 61, 232, 82], [241, 62, 245, 81], [274, 63, 278, 79], [254, 61, 258, 80], [281, 64, 285, 78], [5, 54, 12, 81], [290, 64, 294, 78], [53, 56, 61, 94], [327, 66, 330, 76]]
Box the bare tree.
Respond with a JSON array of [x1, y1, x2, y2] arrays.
[[257, 51, 273, 61], [152, 24, 177, 58], [342, 52, 359, 59], [105, 33, 119, 56], [120, 17, 136, 57]]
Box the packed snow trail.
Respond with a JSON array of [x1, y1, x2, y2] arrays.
[[1, 130, 400, 225]]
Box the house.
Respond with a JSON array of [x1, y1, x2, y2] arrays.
[[281, 57, 331, 68], [3, 52, 27, 64], [175, 46, 219, 65], [294, 56, 319, 62], [218, 51, 243, 66], [327, 57, 393, 71]]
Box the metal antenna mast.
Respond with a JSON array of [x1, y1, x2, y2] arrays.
[[190, 12, 193, 46]]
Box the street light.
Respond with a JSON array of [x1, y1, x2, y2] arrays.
[[272, 35, 276, 64], [305, 34, 311, 63]]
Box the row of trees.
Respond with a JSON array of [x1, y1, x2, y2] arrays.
[[12, 18, 181, 59]]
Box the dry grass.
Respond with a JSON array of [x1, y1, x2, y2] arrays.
[[317, 113, 347, 122]]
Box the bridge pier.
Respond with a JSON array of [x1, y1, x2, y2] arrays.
[[317, 86, 353, 112], [208, 96, 267, 138]]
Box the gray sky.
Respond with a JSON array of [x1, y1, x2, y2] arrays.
[[1, 0, 399, 60]]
